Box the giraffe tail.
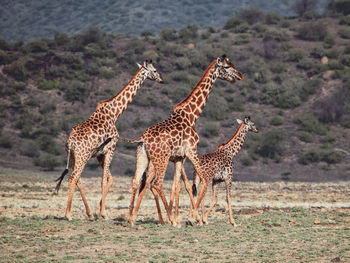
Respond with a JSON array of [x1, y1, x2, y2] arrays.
[[54, 143, 73, 195], [117, 135, 143, 144], [97, 138, 112, 152], [192, 172, 200, 196], [139, 171, 147, 194]]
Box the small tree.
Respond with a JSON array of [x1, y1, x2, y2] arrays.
[[293, 0, 319, 16]]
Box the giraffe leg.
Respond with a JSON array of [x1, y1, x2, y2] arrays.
[[128, 161, 155, 226], [128, 144, 149, 224], [225, 177, 235, 226], [180, 164, 198, 223], [97, 148, 115, 219], [65, 162, 85, 221], [150, 185, 165, 225], [185, 151, 206, 224], [150, 178, 172, 225], [203, 182, 218, 225], [76, 178, 94, 220], [169, 160, 183, 226]]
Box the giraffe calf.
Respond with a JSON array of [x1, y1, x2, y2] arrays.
[[191, 116, 258, 226]]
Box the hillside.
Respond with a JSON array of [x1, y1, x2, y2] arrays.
[[0, 0, 329, 43], [0, 11, 350, 182]]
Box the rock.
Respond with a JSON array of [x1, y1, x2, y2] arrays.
[[321, 56, 328, 64]]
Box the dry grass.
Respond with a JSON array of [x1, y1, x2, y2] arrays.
[[0, 168, 349, 262]]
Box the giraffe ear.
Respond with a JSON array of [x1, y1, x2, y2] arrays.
[[237, 119, 243, 124], [136, 63, 142, 69]]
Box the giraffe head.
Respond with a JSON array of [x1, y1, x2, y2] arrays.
[[237, 116, 259, 133], [137, 60, 164, 83], [215, 54, 243, 83]]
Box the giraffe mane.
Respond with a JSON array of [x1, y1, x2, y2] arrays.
[[173, 59, 217, 112], [95, 66, 144, 111], [217, 122, 244, 150]]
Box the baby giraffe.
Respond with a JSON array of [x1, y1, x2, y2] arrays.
[[191, 116, 258, 226]]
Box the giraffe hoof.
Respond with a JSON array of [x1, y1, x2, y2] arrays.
[[101, 214, 108, 220], [128, 220, 135, 227], [87, 214, 94, 221], [65, 215, 72, 221]]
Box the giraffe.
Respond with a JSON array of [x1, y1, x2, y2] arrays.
[[55, 60, 163, 221], [119, 55, 243, 226], [190, 116, 259, 226]]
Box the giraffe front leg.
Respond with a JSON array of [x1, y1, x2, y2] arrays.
[[225, 177, 236, 227], [203, 182, 218, 225], [186, 152, 205, 224], [76, 178, 94, 220]]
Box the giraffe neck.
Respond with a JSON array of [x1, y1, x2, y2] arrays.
[[96, 67, 148, 122], [173, 60, 218, 125], [217, 123, 248, 159]]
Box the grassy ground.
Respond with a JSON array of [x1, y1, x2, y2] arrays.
[[0, 169, 349, 262]]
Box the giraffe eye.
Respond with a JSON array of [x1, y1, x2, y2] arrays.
[[224, 66, 230, 69]]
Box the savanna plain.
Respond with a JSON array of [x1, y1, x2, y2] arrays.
[[0, 169, 349, 262]]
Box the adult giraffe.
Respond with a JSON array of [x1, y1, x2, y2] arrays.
[[55, 60, 163, 220], [119, 55, 243, 226]]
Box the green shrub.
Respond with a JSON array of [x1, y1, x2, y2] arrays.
[[341, 55, 350, 66], [6, 60, 27, 81], [202, 94, 228, 121], [298, 148, 342, 165], [238, 6, 265, 25], [293, 114, 328, 135], [265, 13, 282, 24], [25, 40, 49, 53], [198, 139, 209, 148], [62, 80, 90, 102], [328, 60, 345, 70], [21, 141, 40, 158], [224, 17, 243, 30], [37, 79, 61, 90], [340, 14, 350, 25], [54, 32, 70, 46], [323, 36, 335, 49], [33, 154, 60, 171], [99, 67, 115, 79], [84, 43, 105, 58], [270, 116, 283, 126], [297, 21, 328, 41], [298, 131, 313, 142], [241, 156, 254, 166], [255, 130, 285, 161], [260, 80, 302, 109], [297, 58, 314, 70], [338, 28, 350, 39], [202, 123, 219, 138], [0, 50, 11, 65], [298, 149, 321, 165], [270, 62, 287, 74], [37, 135, 61, 155], [310, 46, 326, 58], [0, 136, 13, 148], [263, 29, 290, 42], [287, 48, 307, 62], [45, 65, 68, 79], [321, 149, 342, 164], [179, 24, 198, 43], [160, 28, 178, 41], [175, 57, 191, 70]]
